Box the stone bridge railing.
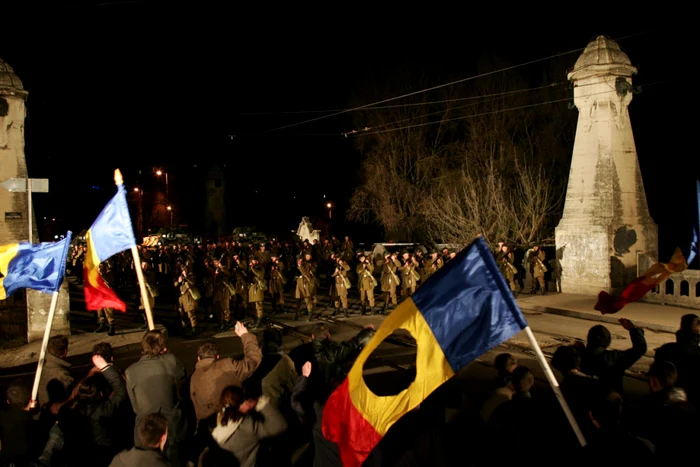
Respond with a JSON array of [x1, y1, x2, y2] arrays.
[[638, 252, 700, 310]]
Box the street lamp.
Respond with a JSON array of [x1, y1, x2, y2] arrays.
[[134, 187, 139, 192], [326, 202, 332, 219], [167, 205, 173, 226], [154, 168, 169, 205]]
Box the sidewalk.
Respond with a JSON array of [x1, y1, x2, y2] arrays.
[[516, 293, 690, 334]]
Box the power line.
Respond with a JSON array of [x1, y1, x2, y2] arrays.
[[256, 29, 658, 133], [351, 80, 671, 137]]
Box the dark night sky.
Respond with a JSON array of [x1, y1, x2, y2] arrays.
[[0, 3, 692, 254]]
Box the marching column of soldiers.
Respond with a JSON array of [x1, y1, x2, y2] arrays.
[[66, 236, 553, 336], [66, 237, 463, 336]]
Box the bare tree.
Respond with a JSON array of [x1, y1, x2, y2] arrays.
[[349, 59, 574, 246]]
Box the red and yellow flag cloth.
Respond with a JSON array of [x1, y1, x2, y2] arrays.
[[321, 237, 528, 466], [595, 248, 688, 315], [83, 183, 136, 311], [596, 180, 699, 315]]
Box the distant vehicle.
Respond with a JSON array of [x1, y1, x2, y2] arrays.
[[225, 226, 268, 244], [367, 243, 426, 266]]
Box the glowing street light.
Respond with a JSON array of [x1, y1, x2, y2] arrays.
[[154, 168, 169, 205], [166, 206, 172, 211], [155, 170, 162, 176], [166, 206, 173, 226], [326, 202, 332, 219], [134, 187, 140, 192]]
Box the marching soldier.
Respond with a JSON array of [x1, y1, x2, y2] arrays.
[[422, 250, 443, 282], [331, 257, 351, 317], [528, 246, 547, 295], [94, 260, 116, 336], [398, 251, 419, 298], [176, 265, 200, 336], [211, 258, 234, 330], [356, 255, 377, 314], [232, 257, 249, 318], [248, 258, 267, 329], [268, 256, 287, 314], [303, 251, 319, 308], [380, 252, 401, 313], [497, 244, 518, 294], [255, 243, 271, 267], [295, 257, 315, 321]]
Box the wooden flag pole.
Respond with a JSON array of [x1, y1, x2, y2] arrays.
[[114, 169, 155, 331], [30, 291, 60, 405], [523, 326, 587, 447]]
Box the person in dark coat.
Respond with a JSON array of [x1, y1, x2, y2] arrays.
[[653, 313, 700, 400], [126, 330, 187, 467], [580, 319, 647, 396], [110, 413, 170, 467], [37, 335, 74, 407], [0, 381, 41, 467]]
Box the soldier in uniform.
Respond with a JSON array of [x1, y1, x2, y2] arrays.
[[303, 251, 319, 308], [497, 244, 518, 294], [356, 255, 376, 314], [422, 250, 443, 283], [380, 252, 401, 313], [331, 257, 351, 317], [211, 258, 234, 330], [398, 251, 419, 298], [295, 257, 315, 321], [176, 264, 199, 336], [139, 262, 158, 329], [232, 256, 249, 318], [268, 256, 287, 314], [94, 260, 117, 336], [248, 258, 267, 329], [255, 243, 271, 267], [528, 246, 547, 295]]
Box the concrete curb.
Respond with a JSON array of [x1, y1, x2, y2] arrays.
[[519, 304, 677, 334]]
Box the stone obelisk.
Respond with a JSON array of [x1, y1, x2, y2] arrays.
[[1, 57, 70, 342], [555, 36, 658, 295]]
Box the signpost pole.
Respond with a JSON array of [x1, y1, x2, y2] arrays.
[[27, 178, 33, 243]]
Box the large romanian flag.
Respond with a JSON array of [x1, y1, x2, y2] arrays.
[[321, 237, 528, 466], [83, 184, 136, 311], [0, 232, 72, 299]]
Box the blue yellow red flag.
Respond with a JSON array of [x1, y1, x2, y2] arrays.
[[321, 236, 528, 466], [83, 184, 136, 311], [0, 231, 72, 300]]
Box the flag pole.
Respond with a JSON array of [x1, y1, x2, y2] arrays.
[[114, 169, 155, 331], [523, 326, 587, 447], [30, 291, 60, 406]]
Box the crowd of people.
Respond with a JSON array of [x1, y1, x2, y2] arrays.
[[3, 236, 697, 466]]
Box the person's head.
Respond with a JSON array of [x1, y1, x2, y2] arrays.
[[589, 390, 623, 429], [197, 340, 220, 361], [312, 323, 330, 341], [138, 413, 168, 451], [680, 314, 700, 335], [493, 353, 517, 379], [47, 335, 69, 359], [73, 375, 105, 406], [141, 330, 167, 358], [551, 345, 581, 374], [219, 386, 255, 426], [6, 380, 30, 410], [92, 342, 114, 362], [586, 325, 611, 350], [510, 366, 535, 393], [648, 361, 678, 392]]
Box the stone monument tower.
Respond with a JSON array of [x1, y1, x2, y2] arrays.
[[555, 36, 658, 295], [1, 57, 70, 342], [205, 165, 226, 237]]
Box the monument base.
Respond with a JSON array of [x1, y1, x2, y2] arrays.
[[26, 282, 71, 343]]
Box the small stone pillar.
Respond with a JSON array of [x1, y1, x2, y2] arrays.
[[555, 36, 658, 295], [1, 57, 71, 342]]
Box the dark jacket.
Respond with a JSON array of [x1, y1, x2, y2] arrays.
[[38, 354, 74, 405], [0, 406, 41, 467], [125, 353, 187, 443], [581, 327, 647, 395], [88, 365, 128, 447], [312, 328, 373, 385], [109, 447, 170, 467]]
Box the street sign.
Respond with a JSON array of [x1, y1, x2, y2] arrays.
[[0, 178, 49, 193]]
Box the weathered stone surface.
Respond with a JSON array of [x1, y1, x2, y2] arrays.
[[1, 57, 71, 341], [555, 36, 658, 295]]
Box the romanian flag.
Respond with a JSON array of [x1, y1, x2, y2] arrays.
[[596, 180, 700, 315], [83, 184, 136, 311], [0, 232, 72, 300], [321, 237, 528, 466]]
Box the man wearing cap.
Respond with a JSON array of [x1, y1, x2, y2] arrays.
[[380, 252, 401, 313]]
